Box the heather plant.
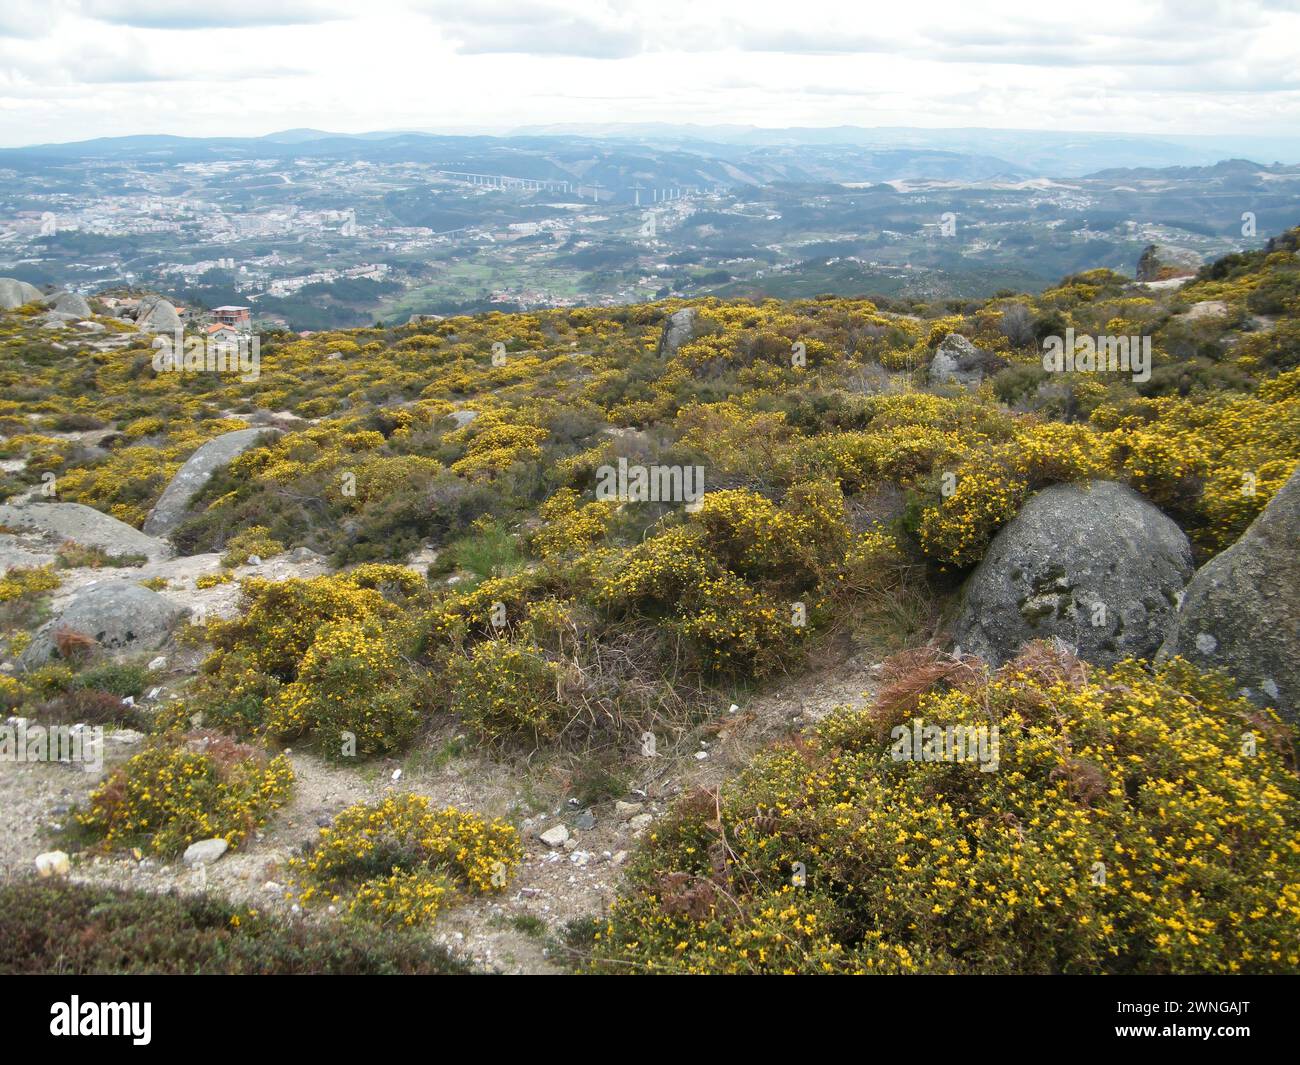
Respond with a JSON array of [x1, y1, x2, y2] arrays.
[[0, 880, 474, 974]]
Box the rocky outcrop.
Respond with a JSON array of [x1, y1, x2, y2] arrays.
[[928, 333, 1001, 388], [143, 428, 277, 537], [657, 307, 700, 357], [950, 481, 1193, 667], [0, 501, 171, 561], [19, 582, 191, 666], [1157, 462, 1300, 721], [1136, 244, 1202, 282], [135, 295, 181, 333], [0, 278, 43, 310], [46, 291, 92, 318]]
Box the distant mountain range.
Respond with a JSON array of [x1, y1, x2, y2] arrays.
[[6, 125, 1300, 182]]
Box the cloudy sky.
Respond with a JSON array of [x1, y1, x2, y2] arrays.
[[2, 0, 1299, 146]]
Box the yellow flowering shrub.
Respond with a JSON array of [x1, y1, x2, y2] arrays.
[[205, 575, 397, 679], [447, 412, 548, 478], [695, 489, 811, 583], [290, 795, 521, 927], [674, 573, 805, 675], [73, 732, 293, 856], [263, 619, 421, 759], [594, 526, 719, 615], [189, 573, 419, 749], [531, 488, 617, 558], [447, 639, 563, 744], [816, 424, 963, 493], [220, 525, 285, 567], [0, 565, 60, 602], [590, 647, 1300, 974]]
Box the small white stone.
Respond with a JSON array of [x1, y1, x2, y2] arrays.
[[183, 838, 229, 867], [391, 768, 402, 782], [35, 851, 70, 878], [1195, 632, 1218, 655], [538, 825, 569, 847], [569, 850, 592, 867], [148, 656, 167, 671], [694, 750, 709, 760]]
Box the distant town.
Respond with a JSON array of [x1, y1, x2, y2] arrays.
[[3, 133, 1296, 330]]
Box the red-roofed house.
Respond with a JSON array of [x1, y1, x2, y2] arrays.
[[212, 305, 251, 328]]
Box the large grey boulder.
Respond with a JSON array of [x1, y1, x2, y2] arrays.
[[951, 481, 1194, 667], [1157, 463, 1300, 721], [1136, 244, 1202, 282], [20, 582, 190, 667], [657, 307, 700, 357], [143, 428, 276, 537], [46, 291, 93, 318], [0, 501, 171, 561], [135, 295, 181, 333], [0, 278, 42, 310], [928, 333, 1000, 388]]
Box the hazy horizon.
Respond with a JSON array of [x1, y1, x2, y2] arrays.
[[3, 0, 1299, 149]]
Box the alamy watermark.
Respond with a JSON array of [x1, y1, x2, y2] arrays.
[[890, 718, 1000, 772], [595, 458, 705, 509], [152, 329, 260, 382], [1042, 328, 1150, 383], [50, 997, 151, 1045], [1, 719, 103, 772]]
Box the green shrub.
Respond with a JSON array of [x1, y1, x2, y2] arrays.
[[70, 661, 151, 698], [0, 879, 475, 974]]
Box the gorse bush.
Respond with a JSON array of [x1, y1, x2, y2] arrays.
[[264, 618, 422, 759], [448, 638, 564, 745], [73, 731, 293, 856], [220, 524, 284, 567], [0, 564, 59, 603], [291, 795, 522, 927], [589, 647, 1300, 974], [187, 569, 426, 753]]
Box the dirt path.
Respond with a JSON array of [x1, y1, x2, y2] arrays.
[[1, 646, 881, 974]]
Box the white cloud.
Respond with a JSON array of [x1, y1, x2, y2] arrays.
[[0, 0, 1298, 144]]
